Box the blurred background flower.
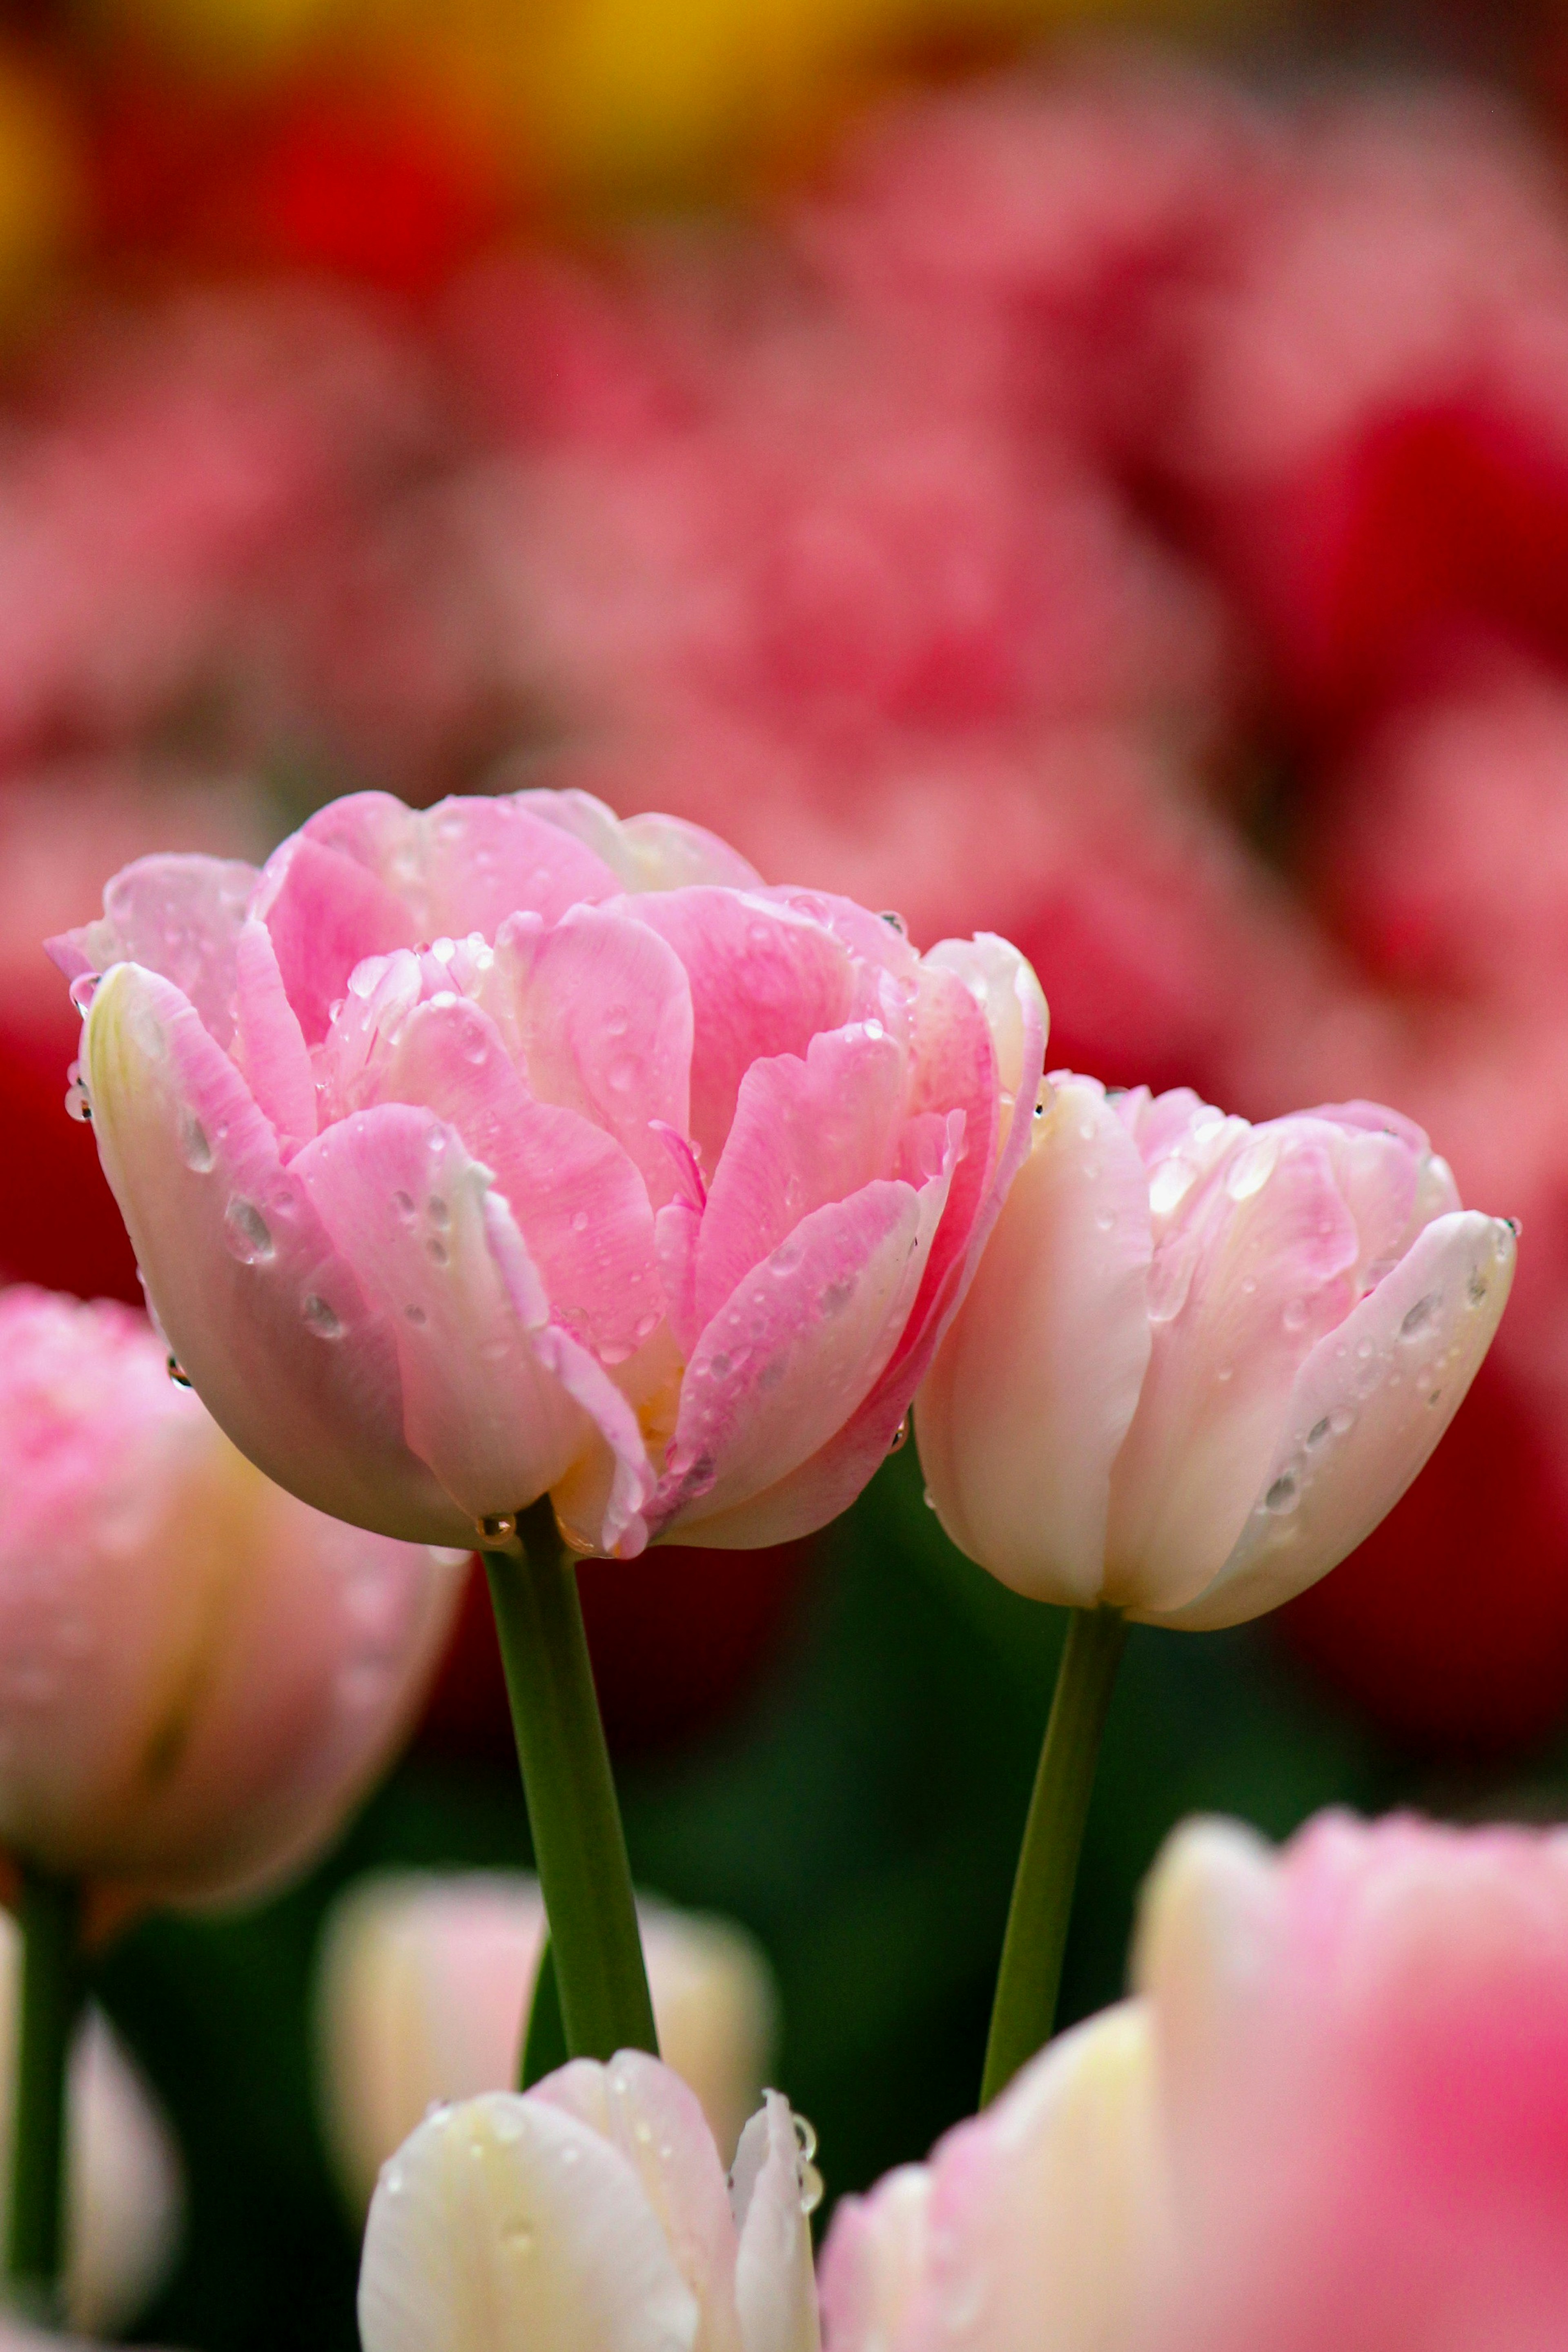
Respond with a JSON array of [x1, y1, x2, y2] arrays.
[[0, 0, 1565, 2342]]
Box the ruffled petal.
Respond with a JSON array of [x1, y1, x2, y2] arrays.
[[291, 1104, 608, 1528], [730, 2091, 820, 2352], [502, 905, 695, 1206], [258, 833, 418, 1044], [696, 1025, 906, 1333], [916, 1078, 1154, 1608], [1150, 1212, 1518, 1630], [630, 891, 857, 1175], [655, 1164, 950, 1545], [521, 787, 762, 893], [232, 918, 318, 1156], [532, 2054, 742, 2352], [357, 2093, 699, 2352], [80, 963, 461, 1544], [372, 992, 662, 1364], [47, 852, 259, 1049]]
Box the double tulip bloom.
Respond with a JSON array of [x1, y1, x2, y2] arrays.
[[52, 787, 1043, 1557], [919, 1076, 1516, 1625], [822, 1809, 1568, 2352], [0, 1287, 460, 1910]]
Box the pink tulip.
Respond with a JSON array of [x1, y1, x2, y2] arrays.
[[0, 1287, 462, 1908], [1134, 1810, 1568, 2352], [821, 1809, 1568, 2352], [916, 1078, 1515, 1625], [357, 2055, 820, 2352], [51, 786, 1042, 1558]]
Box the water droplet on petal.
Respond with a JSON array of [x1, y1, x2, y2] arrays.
[[178, 1112, 214, 1173], [302, 1294, 343, 1339], [1264, 1473, 1299, 1514], [887, 1415, 910, 1454], [167, 1355, 192, 1387], [426, 1238, 449, 1266], [404, 1304, 427, 1325], [223, 1196, 274, 1264], [571, 1209, 590, 1233], [68, 973, 99, 1015], [1282, 1296, 1308, 1333], [392, 1189, 416, 1221], [478, 1513, 516, 1545], [1400, 1293, 1439, 1341]]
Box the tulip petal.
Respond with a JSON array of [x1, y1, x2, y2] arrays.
[[292, 1104, 610, 1527], [696, 1025, 906, 1331], [817, 2168, 931, 2352], [653, 1176, 935, 1539], [232, 919, 318, 1155], [259, 834, 419, 1044], [1150, 1211, 1519, 1630], [1105, 1129, 1366, 1612], [631, 891, 857, 1174], [901, 2002, 1164, 2352], [81, 963, 462, 1544], [916, 1078, 1153, 1606], [533, 2054, 742, 2352], [503, 905, 695, 1205], [47, 852, 260, 1049], [358, 2094, 700, 2352], [372, 993, 662, 1363], [730, 2091, 820, 2352], [524, 788, 762, 893]]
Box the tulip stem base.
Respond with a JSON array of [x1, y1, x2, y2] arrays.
[[484, 1505, 658, 2067], [4, 1865, 83, 2317], [981, 1606, 1128, 2107]]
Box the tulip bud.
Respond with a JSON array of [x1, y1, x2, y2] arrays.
[[356, 2058, 819, 2352], [0, 1287, 463, 1908], [316, 1870, 777, 2207], [820, 1999, 1163, 2352], [916, 1078, 1515, 1628], [50, 785, 1043, 1561], [0, 1912, 182, 2334]]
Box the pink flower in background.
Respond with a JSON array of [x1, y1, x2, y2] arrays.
[[821, 1808, 1568, 2352], [357, 2056, 819, 2352], [917, 1078, 1514, 1626], [52, 786, 1042, 1557], [0, 1287, 461, 1909]]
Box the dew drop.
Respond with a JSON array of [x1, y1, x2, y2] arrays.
[[879, 910, 908, 937], [1307, 1416, 1332, 1447], [223, 1196, 274, 1264], [427, 1194, 451, 1228], [392, 1189, 416, 1221], [1226, 1137, 1278, 1201], [64, 1071, 92, 1123], [571, 1209, 590, 1233], [1282, 1296, 1309, 1333], [478, 1513, 517, 1545], [1467, 1272, 1489, 1306], [923, 1488, 938, 1510], [178, 1112, 214, 1173], [1400, 1293, 1439, 1341], [1240, 1275, 1258, 1297], [887, 1414, 910, 1455], [68, 972, 100, 1015], [1094, 1211, 1116, 1233], [1264, 1473, 1299, 1514], [426, 1237, 449, 1266], [302, 1294, 343, 1339], [167, 1355, 192, 1387], [709, 1352, 732, 1381], [404, 1304, 427, 1325], [798, 2160, 824, 2217], [1356, 1338, 1374, 1360], [1216, 1363, 1234, 1383]]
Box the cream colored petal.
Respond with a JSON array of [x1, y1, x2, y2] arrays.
[[730, 2092, 820, 2352], [358, 2094, 699, 2352]]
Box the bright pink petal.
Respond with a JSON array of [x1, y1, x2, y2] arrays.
[[502, 905, 694, 1205], [292, 1104, 606, 1527], [233, 918, 318, 1156], [258, 835, 417, 1045], [372, 993, 662, 1364], [80, 963, 461, 1544], [47, 852, 260, 1049], [630, 890, 858, 1174], [695, 1024, 906, 1332], [653, 1173, 940, 1541]]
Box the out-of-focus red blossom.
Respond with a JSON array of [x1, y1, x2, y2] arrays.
[[0, 765, 272, 1300], [419, 1540, 813, 1762], [1155, 89, 1568, 733], [92, 72, 511, 297]]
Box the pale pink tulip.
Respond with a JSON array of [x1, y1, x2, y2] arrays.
[[916, 1079, 1515, 1626], [823, 1809, 1568, 2352], [316, 1870, 777, 2204], [51, 787, 1042, 1558], [357, 2055, 820, 2352], [0, 1287, 462, 1907]]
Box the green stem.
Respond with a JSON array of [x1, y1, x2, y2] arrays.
[[519, 1938, 568, 2089], [483, 1501, 657, 2066], [5, 1867, 83, 2316], [980, 1606, 1127, 2107]]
